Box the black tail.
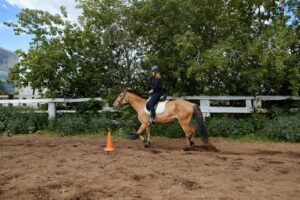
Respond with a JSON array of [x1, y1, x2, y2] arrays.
[[193, 104, 209, 144]]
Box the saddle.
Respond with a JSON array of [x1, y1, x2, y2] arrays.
[[144, 96, 168, 115], [158, 96, 167, 102]]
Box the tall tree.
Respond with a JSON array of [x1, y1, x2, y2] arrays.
[[6, 0, 300, 97], [129, 0, 299, 95], [0, 81, 7, 95]]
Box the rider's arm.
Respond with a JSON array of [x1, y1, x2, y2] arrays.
[[152, 78, 161, 93]]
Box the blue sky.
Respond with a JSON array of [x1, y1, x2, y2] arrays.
[[0, 0, 80, 52], [0, 1, 32, 52]]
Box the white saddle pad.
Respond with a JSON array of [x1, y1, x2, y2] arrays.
[[144, 100, 168, 115]]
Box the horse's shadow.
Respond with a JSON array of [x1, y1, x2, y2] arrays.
[[191, 143, 219, 152], [138, 141, 300, 158], [140, 141, 219, 153]]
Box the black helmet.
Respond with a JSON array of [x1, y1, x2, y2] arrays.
[[151, 65, 160, 72]]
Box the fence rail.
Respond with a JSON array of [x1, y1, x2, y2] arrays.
[[0, 96, 299, 119]]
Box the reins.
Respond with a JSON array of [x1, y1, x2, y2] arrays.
[[117, 90, 128, 108]]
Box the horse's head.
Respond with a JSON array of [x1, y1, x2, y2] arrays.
[[113, 88, 129, 107]]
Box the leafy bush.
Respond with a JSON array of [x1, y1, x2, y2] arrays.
[[251, 113, 270, 131], [206, 117, 255, 137], [88, 114, 120, 133], [116, 106, 140, 136], [50, 112, 300, 142], [1, 106, 299, 143], [262, 115, 300, 142], [88, 116, 109, 133], [162, 123, 184, 138], [0, 107, 48, 135], [5, 114, 30, 135], [54, 116, 88, 136], [75, 100, 104, 114], [150, 122, 184, 138], [53, 112, 122, 136]]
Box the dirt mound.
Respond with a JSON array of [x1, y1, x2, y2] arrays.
[[0, 135, 299, 200]]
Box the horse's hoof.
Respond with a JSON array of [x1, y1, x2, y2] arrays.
[[190, 141, 195, 147], [183, 146, 191, 151], [144, 141, 150, 148]]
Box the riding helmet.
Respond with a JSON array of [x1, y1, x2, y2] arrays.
[[151, 65, 160, 72]]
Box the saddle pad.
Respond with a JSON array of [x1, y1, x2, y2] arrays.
[[144, 100, 168, 115]]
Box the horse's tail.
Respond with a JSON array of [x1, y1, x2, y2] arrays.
[[193, 104, 209, 144]]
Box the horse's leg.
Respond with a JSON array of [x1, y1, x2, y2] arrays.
[[144, 127, 151, 148], [137, 123, 151, 147], [183, 125, 196, 151], [137, 123, 146, 140], [178, 119, 196, 151]]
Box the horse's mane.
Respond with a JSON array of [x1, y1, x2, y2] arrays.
[[127, 89, 147, 98]]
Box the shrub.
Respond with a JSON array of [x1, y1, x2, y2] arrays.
[[206, 117, 255, 137], [117, 106, 140, 135], [0, 107, 48, 135], [251, 113, 270, 131], [262, 115, 300, 142], [54, 115, 88, 136], [163, 123, 184, 138], [53, 112, 122, 135], [151, 122, 184, 138], [88, 114, 120, 133], [27, 112, 48, 132], [5, 114, 30, 135], [1, 106, 299, 143]]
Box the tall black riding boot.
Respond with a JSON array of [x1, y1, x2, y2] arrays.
[[150, 110, 156, 125]]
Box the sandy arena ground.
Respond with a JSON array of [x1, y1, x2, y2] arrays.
[[0, 135, 299, 200]]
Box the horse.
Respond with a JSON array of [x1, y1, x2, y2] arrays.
[[113, 88, 208, 150]]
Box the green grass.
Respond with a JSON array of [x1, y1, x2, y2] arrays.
[[224, 134, 282, 143]]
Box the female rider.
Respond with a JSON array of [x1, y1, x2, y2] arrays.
[[146, 65, 163, 125]]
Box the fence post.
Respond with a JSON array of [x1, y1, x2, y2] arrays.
[[254, 97, 262, 111], [48, 102, 56, 119], [246, 99, 253, 112], [200, 99, 210, 120], [246, 99, 252, 108]]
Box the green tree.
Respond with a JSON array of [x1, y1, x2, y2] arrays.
[[5, 8, 78, 97], [0, 81, 7, 95], [6, 1, 146, 99], [5, 0, 300, 97], [129, 0, 299, 95]]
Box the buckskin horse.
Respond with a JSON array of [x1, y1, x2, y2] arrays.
[[113, 88, 208, 150]]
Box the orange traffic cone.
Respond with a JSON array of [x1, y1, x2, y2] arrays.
[[104, 128, 115, 152]]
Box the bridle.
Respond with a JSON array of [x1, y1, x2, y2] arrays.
[[116, 90, 128, 107]]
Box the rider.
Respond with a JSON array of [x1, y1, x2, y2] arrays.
[[147, 65, 163, 125]]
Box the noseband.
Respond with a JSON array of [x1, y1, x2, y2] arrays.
[[117, 90, 128, 107]]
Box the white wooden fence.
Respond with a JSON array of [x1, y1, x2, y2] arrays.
[[0, 98, 110, 119], [0, 96, 299, 119], [170, 96, 300, 117]]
